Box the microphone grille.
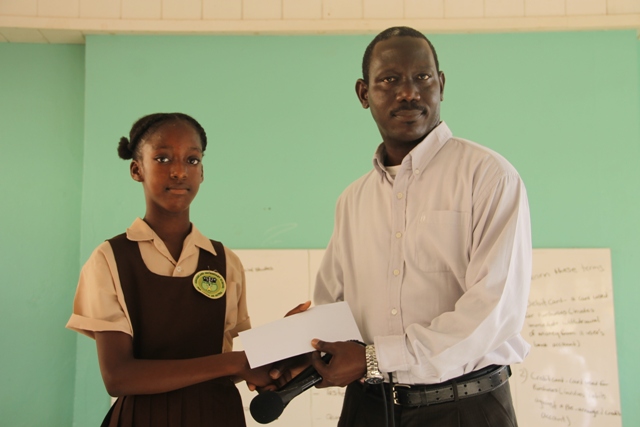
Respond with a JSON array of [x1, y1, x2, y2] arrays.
[[250, 391, 286, 424]]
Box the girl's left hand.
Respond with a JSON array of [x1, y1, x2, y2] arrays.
[[284, 300, 311, 317]]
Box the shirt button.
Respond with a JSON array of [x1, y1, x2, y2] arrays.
[[176, 266, 182, 272], [391, 309, 398, 315], [414, 169, 420, 175], [393, 269, 400, 276], [396, 192, 403, 199], [395, 232, 402, 238]]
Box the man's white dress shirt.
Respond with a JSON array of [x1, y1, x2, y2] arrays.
[[314, 122, 532, 385]]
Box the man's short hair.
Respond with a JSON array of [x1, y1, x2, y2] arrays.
[[361, 26, 440, 83]]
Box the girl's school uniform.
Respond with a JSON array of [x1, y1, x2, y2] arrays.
[[67, 218, 250, 426]]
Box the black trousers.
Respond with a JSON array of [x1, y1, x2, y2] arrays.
[[337, 380, 518, 427]]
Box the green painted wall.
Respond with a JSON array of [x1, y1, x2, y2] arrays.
[[0, 44, 85, 426], [1, 30, 638, 426]]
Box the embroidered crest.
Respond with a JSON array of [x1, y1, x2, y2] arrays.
[[193, 270, 226, 299]]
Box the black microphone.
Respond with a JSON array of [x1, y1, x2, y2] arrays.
[[250, 353, 332, 424]]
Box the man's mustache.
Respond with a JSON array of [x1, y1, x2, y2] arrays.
[[391, 103, 426, 115]]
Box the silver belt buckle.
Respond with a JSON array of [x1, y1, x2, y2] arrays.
[[392, 384, 411, 405]]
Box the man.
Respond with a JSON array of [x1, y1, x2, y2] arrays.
[[309, 27, 532, 426]]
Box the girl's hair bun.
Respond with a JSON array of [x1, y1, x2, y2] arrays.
[[117, 136, 134, 160]]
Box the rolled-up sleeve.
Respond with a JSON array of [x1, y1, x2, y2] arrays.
[[66, 242, 132, 339]]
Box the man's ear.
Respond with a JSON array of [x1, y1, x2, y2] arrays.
[[355, 79, 369, 109], [438, 71, 446, 101], [130, 160, 143, 182]]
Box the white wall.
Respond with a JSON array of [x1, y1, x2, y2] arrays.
[[1, 0, 640, 43]]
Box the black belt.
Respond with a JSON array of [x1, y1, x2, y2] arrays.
[[366, 365, 511, 407]]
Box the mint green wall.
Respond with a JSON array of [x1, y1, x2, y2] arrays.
[[1, 30, 638, 426], [0, 44, 84, 426], [73, 31, 639, 426]]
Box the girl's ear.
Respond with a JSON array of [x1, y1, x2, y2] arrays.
[[130, 160, 143, 182]]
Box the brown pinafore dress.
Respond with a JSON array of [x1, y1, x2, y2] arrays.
[[102, 234, 246, 427]]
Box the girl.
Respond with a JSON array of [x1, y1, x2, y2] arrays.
[[67, 113, 272, 426]]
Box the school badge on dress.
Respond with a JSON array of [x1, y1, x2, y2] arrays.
[[192, 270, 226, 299]]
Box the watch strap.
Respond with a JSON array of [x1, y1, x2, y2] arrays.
[[364, 344, 384, 384]]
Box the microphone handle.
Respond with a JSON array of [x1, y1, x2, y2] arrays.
[[277, 352, 333, 401], [248, 353, 334, 424]]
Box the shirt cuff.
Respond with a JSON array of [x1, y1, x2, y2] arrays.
[[374, 334, 438, 384], [374, 334, 409, 373]]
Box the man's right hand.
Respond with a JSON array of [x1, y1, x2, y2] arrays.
[[309, 339, 367, 388]]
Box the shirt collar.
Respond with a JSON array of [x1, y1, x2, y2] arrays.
[[373, 121, 453, 177], [126, 217, 217, 257]]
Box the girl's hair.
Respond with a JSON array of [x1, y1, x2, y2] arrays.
[[117, 113, 208, 160]]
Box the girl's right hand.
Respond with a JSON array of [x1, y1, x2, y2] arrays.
[[244, 301, 311, 391], [241, 362, 277, 392], [269, 352, 313, 387]]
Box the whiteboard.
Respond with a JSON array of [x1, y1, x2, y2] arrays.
[[511, 248, 622, 427], [233, 248, 622, 427], [233, 250, 342, 427]]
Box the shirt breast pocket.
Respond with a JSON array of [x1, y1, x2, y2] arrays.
[[414, 210, 470, 275]]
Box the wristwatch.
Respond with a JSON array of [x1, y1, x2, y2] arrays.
[[364, 344, 384, 385]]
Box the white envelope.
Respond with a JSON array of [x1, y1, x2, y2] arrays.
[[239, 301, 363, 368]]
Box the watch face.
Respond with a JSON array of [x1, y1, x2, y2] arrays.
[[365, 377, 384, 385]]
